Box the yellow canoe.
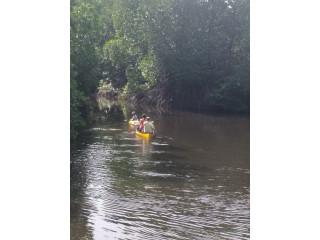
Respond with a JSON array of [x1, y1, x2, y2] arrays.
[[129, 120, 139, 126], [136, 130, 155, 139]]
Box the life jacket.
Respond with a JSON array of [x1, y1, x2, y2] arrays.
[[139, 118, 146, 131]]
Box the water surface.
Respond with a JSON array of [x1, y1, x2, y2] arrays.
[[71, 111, 250, 239]]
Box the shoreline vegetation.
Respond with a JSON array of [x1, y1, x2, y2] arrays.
[[71, 0, 249, 140]]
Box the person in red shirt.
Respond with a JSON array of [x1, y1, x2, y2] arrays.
[[137, 114, 147, 132]]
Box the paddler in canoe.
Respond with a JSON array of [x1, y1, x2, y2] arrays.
[[131, 111, 138, 121], [136, 115, 155, 138], [137, 114, 147, 132], [128, 111, 139, 126], [143, 117, 155, 134]]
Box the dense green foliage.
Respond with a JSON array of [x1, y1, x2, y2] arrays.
[[70, 64, 88, 139], [71, 0, 250, 139], [70, 0, 113, 139]]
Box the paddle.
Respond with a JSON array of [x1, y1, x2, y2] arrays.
[[128, 125, 135, 133]]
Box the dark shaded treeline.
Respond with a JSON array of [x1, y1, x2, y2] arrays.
[[70, 0, 249, 139]]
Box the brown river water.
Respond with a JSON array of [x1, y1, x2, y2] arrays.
[[71, 110, 250, 239]]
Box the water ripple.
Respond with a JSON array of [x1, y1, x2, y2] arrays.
[[71, 114, 250, 240]]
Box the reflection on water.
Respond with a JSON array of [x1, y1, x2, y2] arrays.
[[71, 111, 250, 239]]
